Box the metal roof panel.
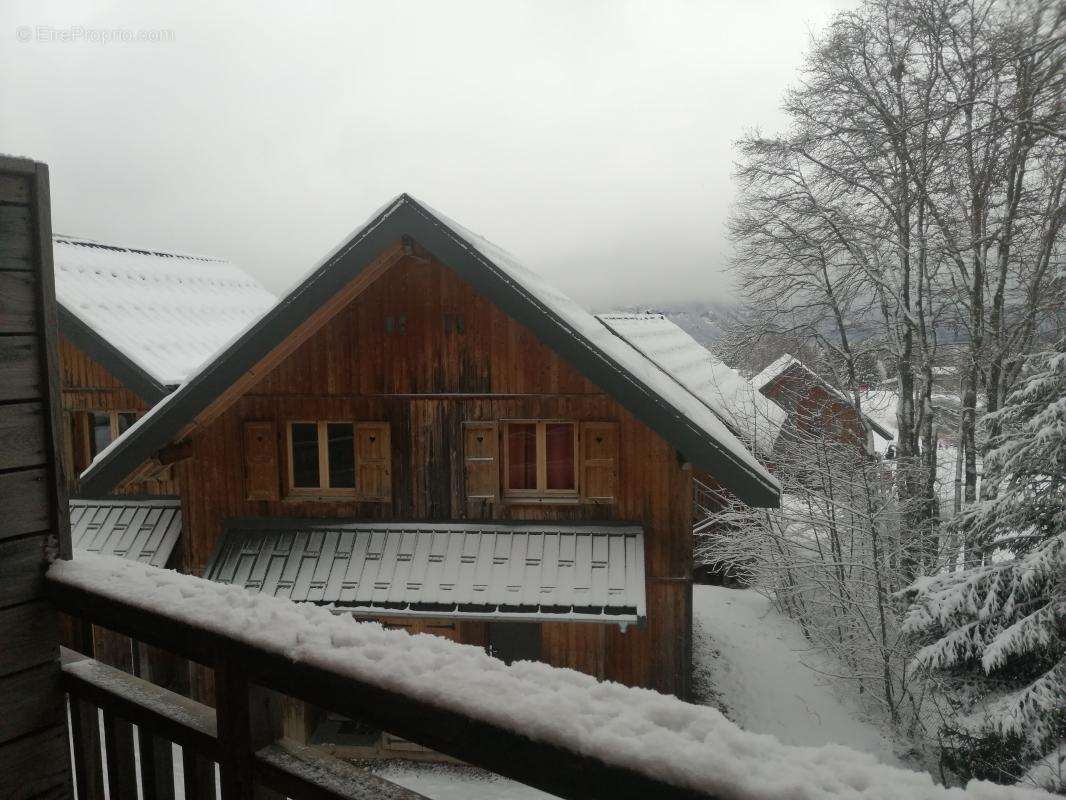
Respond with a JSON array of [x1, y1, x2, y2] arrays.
[[204, 520, 646, 623], [70, 497, 182, 568]]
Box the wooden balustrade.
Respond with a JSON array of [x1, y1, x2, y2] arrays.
[[48, 573, 715, 800]]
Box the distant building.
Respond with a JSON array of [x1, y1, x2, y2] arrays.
[[752, 355, 894, 456]]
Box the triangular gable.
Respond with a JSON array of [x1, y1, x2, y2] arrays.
[[80, 195, 780, 506], [753, 354, 893, 441]]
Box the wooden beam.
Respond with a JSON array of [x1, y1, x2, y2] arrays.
[[186, 244, 405, 438], [158, 438, 194, 466]]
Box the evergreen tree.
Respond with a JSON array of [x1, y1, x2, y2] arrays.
[[899, 340, 1065, 791]]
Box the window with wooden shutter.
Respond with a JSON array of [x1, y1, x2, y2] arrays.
[[580, 422, 619, 504], [244, 420, 279, 501], [355, 422, 391, 501], [463, 421, 499, 502]]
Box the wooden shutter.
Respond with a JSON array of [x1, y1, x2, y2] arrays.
[[243, 420, 279, 501], [356, 422, 391, 501], [463, 421, 499, 502], [580, 422, 619, 504]]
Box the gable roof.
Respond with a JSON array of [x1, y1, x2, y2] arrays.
[[752, 354, 894, 440], [204, 520, 646, 623], [53, 235, 276, 396], [596, 313, 787, 458], [80, 194, 780, 506]]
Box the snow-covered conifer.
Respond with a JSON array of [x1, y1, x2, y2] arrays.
[[899, 341, 1065, 791]]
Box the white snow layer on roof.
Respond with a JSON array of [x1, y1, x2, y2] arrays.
[[412, 199, 778, 492], [53, 236, 276, 386], [49, 554, 1050, 800], [596, 314, 786, 457], [750, 354, 802, 394]]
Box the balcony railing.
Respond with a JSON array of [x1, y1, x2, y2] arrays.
[[48, 568, 714, 800]]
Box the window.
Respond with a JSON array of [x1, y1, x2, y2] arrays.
[[85, 410, 138, 460], [502, 421, 577, 498], [286, 421, 390, 500]]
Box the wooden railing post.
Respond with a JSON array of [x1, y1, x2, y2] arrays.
[[102, 709, 138, 800], [215, 658, 252, 800], [216, 654, 281, 800]]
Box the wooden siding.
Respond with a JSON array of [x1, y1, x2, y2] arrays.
[[59, 336, 177, 495], [0, 158, 72, 799], [175, 254, 693, 698]]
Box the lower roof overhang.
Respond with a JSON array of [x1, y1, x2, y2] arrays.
[[204, 519, 647, 625]]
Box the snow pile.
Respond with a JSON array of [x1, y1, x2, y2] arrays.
[[54, 236, 276, 386], [596, 314, 787, 457], [691, 586, 900, 762], [50, 554, 1053, 800]]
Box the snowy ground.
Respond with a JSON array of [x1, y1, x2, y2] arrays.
[[692, 584, 903, 765]]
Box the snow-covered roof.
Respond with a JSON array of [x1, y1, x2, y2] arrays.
[[596, 313, 786, 458], [49, 553, 1050, 800], [70, 497, 182, 569], [54, 235, 276, 388], [204, 521, 646, 624], [80, 195, 780, 506], [751, 354, 894, 440]]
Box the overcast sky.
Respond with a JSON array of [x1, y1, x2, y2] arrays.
[[1, 0, 853, 308]]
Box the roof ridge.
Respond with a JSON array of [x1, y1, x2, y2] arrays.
[[53, 234, 228, 264]]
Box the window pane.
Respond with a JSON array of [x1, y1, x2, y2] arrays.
[[88, 412, 112, 459], [116, 412, 137, 435], [291, 423, 320, 488], [506, 423, 537, 490], [545, 423, 576, 490], [327, 423, 355, 489]]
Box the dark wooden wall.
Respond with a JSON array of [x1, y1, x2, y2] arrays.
[[59, 336, 177, 495], [175, 254, 694, 699], [0, 157, 73, 798]]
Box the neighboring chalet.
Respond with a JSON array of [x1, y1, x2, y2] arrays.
[[751, 354, 893, 456], [54, 234, 275, 501], [79, 195, 780, 741]]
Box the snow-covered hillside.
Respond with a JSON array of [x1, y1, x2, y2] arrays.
[[692, 585, 903, 765]]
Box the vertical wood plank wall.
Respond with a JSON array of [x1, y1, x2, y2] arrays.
[[59, 337, 177, 495], [0, 157, 73, 798], [176, 255, 694, 699]]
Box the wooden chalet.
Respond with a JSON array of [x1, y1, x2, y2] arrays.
[[53, 234, 275, 495], [752, 355, 893, 455], [0, 155, 877, 800], [78, 194, 780, 747]]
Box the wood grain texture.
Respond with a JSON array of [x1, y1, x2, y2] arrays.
[[0, 401, 46, 470], [59, 336, 176, 495], [0, 174, 31, 205], [0, 335, 40, 401], [0, 661, 64, 746], [0, 534, 50, 609], [0, 270, 36, 332], [0, 601, 59, 678], [172, 255, 694, 697], [0, 467, 49, 540], [0, 723, 71, 799]]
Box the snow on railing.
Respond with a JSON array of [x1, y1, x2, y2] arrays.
[[49, 554, 1053, 800]]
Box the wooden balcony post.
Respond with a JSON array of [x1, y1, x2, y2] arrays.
[[216, 655, 281, 800], [102, 709, 138, 800]]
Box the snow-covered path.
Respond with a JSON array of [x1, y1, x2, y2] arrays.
[[693, 585, 902, 765]]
